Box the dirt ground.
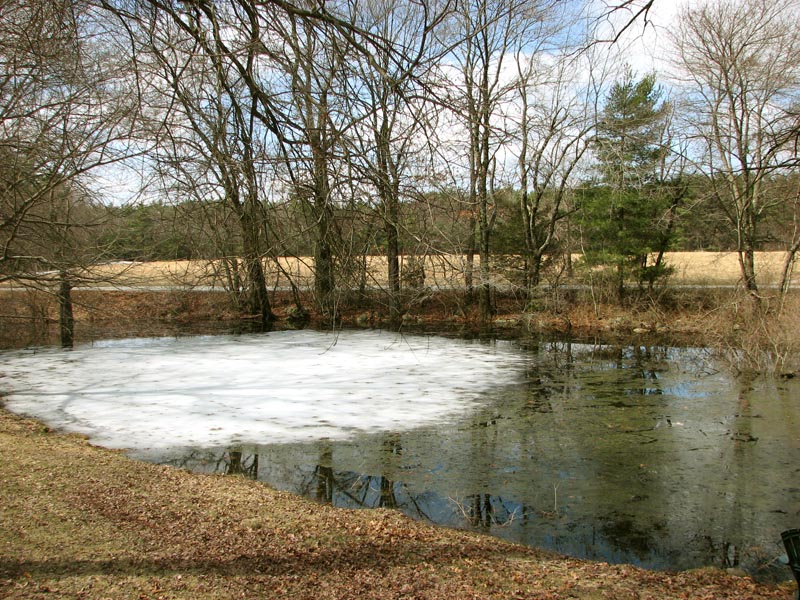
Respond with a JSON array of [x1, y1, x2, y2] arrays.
[[0, 410, 793, 600]]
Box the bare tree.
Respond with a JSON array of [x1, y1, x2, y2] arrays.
[[1, 0, 146, 344], [341, 0, 450, 325], [113, 1, 279, 326], [514, 16, 599, 294], [268, 8, 349, 317], [443, 0, 558, 322], [111, 0, 448, 320], [672, 0, 800, 298]]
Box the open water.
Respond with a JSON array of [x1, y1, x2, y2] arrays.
[[1, 329, 798, 581]]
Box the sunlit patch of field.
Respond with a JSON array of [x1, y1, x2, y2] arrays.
[[662, 251, 797, 287], [3, 251, 798, 290]]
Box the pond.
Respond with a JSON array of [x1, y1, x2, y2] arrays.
[[1, 328, 798, 582]]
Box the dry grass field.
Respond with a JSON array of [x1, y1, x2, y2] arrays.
[[73, 255, 495, 291], [5, 251, 794, 291], [662, 251, 797, 286]]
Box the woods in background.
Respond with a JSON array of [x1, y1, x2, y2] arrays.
[[3, 0, 800, 338]]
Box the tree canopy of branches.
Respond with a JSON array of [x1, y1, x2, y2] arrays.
[[8, 0, 800, 340], [0, 0, 146, 344], [673, 0, 800, 298]]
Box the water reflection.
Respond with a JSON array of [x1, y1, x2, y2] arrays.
[[141, 338, 800, 582], [227, 450, 259, 478]]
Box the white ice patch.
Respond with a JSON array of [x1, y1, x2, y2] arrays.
[[0, 329, 524, 450]]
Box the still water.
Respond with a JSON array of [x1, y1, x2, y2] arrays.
[[2, 330, 799, 580]]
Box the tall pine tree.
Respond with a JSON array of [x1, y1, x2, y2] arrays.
[[582, 69, 672, 301]]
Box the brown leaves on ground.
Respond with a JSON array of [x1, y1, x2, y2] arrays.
[[0, 410, 792, 600]]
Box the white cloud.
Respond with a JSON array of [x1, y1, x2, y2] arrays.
[[592, 0, 693, 78]]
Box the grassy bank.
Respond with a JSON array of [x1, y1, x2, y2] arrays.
[[0, 281, 760, 340], [3, 283, 800, 374], [0, 410, 792, 600]]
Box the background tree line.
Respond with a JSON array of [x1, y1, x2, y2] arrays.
[[3, 0, 800, 339]]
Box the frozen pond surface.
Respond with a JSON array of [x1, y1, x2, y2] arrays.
[[0, 330, 523, 448], [1, 329, 799, 581]]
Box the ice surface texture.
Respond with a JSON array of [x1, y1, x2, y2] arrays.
[[0, 329, 524, 450]]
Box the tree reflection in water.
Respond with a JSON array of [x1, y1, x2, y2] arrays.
[[164, 449, 260, 479], [165, 438, 435, 520], [300, 437, 430, 517], [226, 450, 259, 478], [147, 339, 799, 582]]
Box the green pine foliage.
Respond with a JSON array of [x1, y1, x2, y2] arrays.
[[580, 70, 675, 301]]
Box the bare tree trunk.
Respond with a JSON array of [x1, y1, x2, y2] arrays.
[[779, 186, 800, 297], [386, 197, 401, 326], [738, 244, 759, 295], [229, 167, 275, 328], [465, 212, 476, 304], [311, 124, 336, 316], [314, 206, 336, 315], [779, 243, 800, 297], [58, 271, 74, 348], [478, 156, 494, 321], [375, 109, 402, 327], [517, 88, 536, 294], [245, 256, 273, 327]]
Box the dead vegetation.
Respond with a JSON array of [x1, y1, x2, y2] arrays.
[[698, 293, 800, 376], [0, 410, 793, 600]]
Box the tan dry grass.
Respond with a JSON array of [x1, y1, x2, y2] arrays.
[[50, 255, 482, 291], [2, 251, 797, 291], [662, 251, 797, 286], [116, 252, 799, 289]]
